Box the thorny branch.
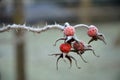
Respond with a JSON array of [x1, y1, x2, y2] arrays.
[[0, 24, 64, 33], [0, 23, 90, 33]]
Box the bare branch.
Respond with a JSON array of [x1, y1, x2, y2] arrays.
[[74, 24, 89, 29], [0, 24, 64, 33]]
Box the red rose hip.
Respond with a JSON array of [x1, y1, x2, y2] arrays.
[[64, 26, 75, 36], [73, 41, 85, 51], [87, 25, 98, 37], [60, 43, 71, 53]]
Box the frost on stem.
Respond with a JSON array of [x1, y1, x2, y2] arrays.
[[0, 22, 90, 33], [0, 22, 106, 70], [0, 24, 64, 33], [50, 22, 106, 69], [74, 24, 90, 29]]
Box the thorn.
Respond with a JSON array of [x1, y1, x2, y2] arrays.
[[2, 23, 5, 27], [23, 23, 26, 26], [54, 21, 57, 25], [45, 22, 48, 26], [23, 22, 26, 26]]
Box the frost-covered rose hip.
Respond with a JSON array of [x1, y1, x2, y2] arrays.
[[87, 25, 106, 44], [71, 41, 99, 63], [50, 22, 106, 70], [53, 22, 79, 46], [60, 43, 71, 53], [87, 25, 98, 37], [64, 26, 75, 36], [63, 22, 75, 36], [73, 41, 85, 51], [50, 43, 80, 70]]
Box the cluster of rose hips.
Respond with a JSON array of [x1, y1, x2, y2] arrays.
[[50, 22, 106, 70]]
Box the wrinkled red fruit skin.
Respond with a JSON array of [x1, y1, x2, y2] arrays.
[[73, 42, 84, 51], [87, 27, 98, 37], [64, 26, 75, 36], [60, 43, 71, 53]]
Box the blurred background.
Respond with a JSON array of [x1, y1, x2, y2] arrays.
[[0, 0, 120, 80]]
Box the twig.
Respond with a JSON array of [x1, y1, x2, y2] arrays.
[[0, 24, 64, 33], [74, 24, 89, 29], [0, 23, 90, 33]]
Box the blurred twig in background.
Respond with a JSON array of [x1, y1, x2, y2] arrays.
[[114, 32, 120, 47], [79, 0, 92, 23], [13, 0, 26, 80]]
